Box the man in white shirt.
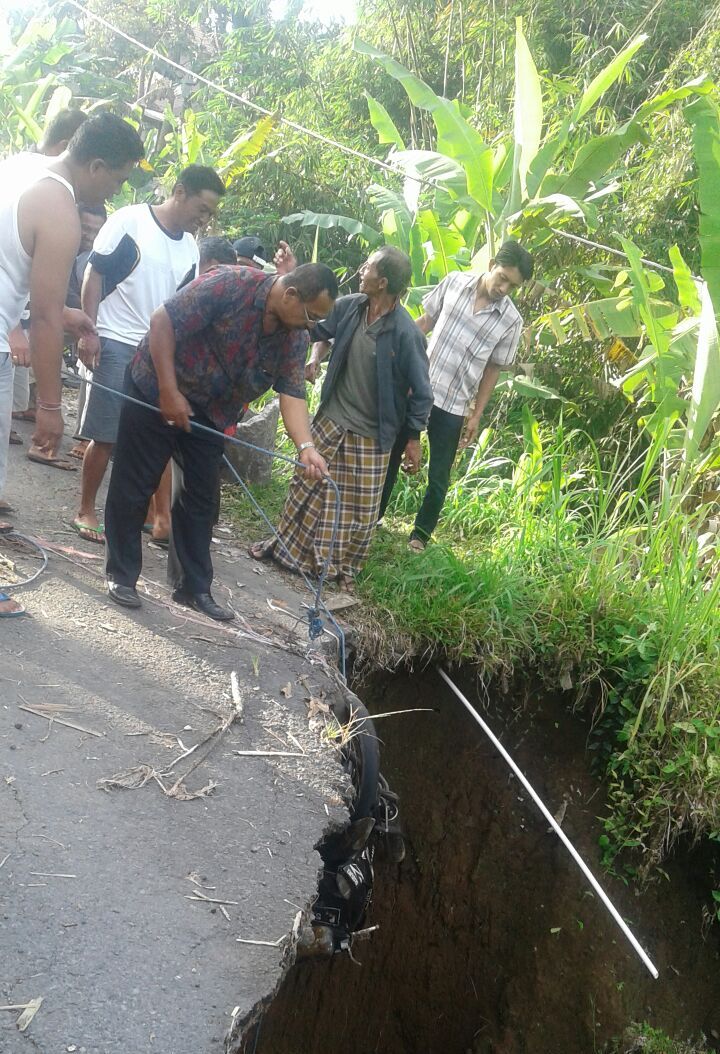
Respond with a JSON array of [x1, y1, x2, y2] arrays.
[[379, 240, 534, 548], [72, 165, 225, 543], [0, 113, 144, 616]]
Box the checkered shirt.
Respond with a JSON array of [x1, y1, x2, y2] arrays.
[[424, 271, 522, 416]]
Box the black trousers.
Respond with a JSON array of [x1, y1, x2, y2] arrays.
[[105, 375, 225, 594], [379, 405, 464, 542]]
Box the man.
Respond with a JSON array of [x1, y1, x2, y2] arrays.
[[10, 109, 89, 440], [38, 108, 87, 157], [379, 240, 534, 550], [73, 164, 225, 544], [233, 235, 296, 275], [104, 262, 338, 619], [198, 235, 237, 273], [67, 203, 108, 461], [0, 112, 144, 616], [251, 247, 432, 590]]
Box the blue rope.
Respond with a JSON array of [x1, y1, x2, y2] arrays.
[[80, 379, 347, 678]]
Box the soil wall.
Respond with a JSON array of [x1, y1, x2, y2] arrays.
[[248, 669, 720, 1053]]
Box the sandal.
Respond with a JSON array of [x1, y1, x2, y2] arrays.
[[0, 591, 26, 618], [9, 430, 23, 445], [408, 537, 427, 552], [248, 541, 272, 561], [71, 519, 106, 544], [28, 449, 78, 472]]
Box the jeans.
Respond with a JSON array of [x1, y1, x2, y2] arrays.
[[379, 405, 464, 542], [105, 373, 225, 594], [0, 352, 13, 500]]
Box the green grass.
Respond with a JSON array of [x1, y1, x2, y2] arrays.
[[356, 416, 720, 872], [222, 407, 720, 875], [606, 1024, 717, 1053]]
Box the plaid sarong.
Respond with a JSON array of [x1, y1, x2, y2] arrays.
[[264, 413, 390, 580]]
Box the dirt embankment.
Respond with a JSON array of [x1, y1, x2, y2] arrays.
[[251, 667, 720, 1054]]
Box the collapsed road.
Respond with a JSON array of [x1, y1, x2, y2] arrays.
[[0, 420, 356, 1053]]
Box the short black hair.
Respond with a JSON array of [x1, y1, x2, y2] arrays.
[[41, 108, 86, 149], [175, 165, 225, 198], [281, 263, 339, 302], [78, 202, 107, 220], [373, 246, 412, 296], [68, 113, 145, 169], [199, 236, 237, 267], [494, 240, 534, 281]]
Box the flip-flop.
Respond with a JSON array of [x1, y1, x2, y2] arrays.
[[148, 537, 169, 550], [9, 430, 23, 445], [71, 519, 106, 544], [67, 445, 87, 460], [142, 524, 154, 535], [0, 591, 26, 618], [28, 450, 78, 472], [248, 541, 272, 561], [408, 537, 427, 552]]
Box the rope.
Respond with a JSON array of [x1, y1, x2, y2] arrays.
[[60, 0, 688, 279], [84, 377, 347, 678], [0, 531, 49, 589]]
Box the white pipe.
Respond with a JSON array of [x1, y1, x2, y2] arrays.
[[437, 667, 659, 980]]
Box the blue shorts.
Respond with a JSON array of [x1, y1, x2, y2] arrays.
[[80, 337, 136, 444]]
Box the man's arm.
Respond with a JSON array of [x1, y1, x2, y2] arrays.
[[78, 265, 104, 368], [25, 189, 82, 456], [147, 306, 194, 432], [458, 363, 501, 450], [305, 340, 331, 382], [416, 312, 434, 335], [279, 394, 327, 480]]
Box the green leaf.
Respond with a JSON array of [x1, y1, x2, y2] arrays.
[[364, 92, 405, 151], [354, 38, 494, 214], [669, 245, 701, 315], [635, 75, 714, 122], [541, 122, 645, 200], [282, 210, 382, 246], [684, 282, 720, 462], [218, 116, 275, 183], [575, 35, 647, 122], [512, 17, 543, 200], [684, 96, 720, 311]]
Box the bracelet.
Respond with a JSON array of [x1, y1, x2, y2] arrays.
[[36, 401, 62, 411], [297, 441, 315, 453]]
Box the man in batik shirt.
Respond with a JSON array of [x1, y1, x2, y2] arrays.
[[104, 262, 338, 619]]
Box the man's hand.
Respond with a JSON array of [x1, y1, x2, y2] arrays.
[[299, 446, 327, 480], [402, 438, 422, 474], [159, 388, 193, 432], [274, 241, 297, 275], [9, 330, 31, 368], [304, 356, 321, 383], [77, 333, 101, 370], [31, 407, 65, 458], [459, 417, 481, 451], [63, 307, 97, 343]]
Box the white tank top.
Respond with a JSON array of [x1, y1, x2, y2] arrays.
[[0, 153, 75, 353]]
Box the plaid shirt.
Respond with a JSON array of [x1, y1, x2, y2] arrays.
[[131, 266, 308, 430], [424, 271, 522, 416]]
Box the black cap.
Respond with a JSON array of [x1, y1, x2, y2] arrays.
[[233, 236, 267, 263]]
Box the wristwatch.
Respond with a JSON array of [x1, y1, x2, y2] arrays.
[[297, 441, 315, 453]]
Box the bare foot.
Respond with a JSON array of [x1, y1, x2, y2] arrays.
[[408, 537, 426, 552]]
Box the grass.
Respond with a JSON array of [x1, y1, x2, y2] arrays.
[[222, 405, 720, 876], [606, 1023, 717, 1053]]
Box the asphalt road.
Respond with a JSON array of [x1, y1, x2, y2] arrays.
[[1, 411, 348, 1053]]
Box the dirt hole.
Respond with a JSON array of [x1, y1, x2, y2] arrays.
[[236, 669, 720, 1054]]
